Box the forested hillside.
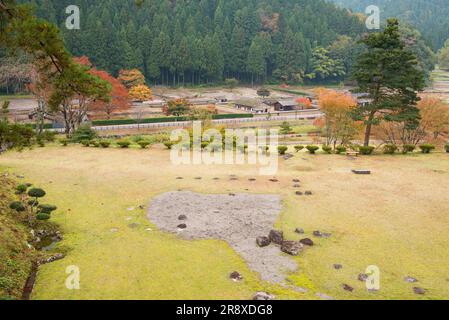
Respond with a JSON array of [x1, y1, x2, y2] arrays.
[[24, 0, 365, 85], [330, 0, 449, 51]]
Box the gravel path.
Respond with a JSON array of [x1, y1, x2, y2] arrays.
[[147, 191, 297, 283]]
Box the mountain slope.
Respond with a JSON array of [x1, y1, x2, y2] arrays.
[[329, 0, 449, 50]]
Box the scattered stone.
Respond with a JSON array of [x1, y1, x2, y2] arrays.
[[256, 236, 271, 247], [352, 170, 371, 175], [128, 223, 140, 229], [342, 284, 354, 292], [195, 177, 202, 180], [177, 224, 187, 229], [213, 177, 220, 180], [293, 184, 301, 188], [269, 178, 279, 182], [253, 292, 275, 301], [176, 177, 184, 180], [404, 276, 418, 283], [248, 178, 256, 182], [316, 293, 334, 300], [269, 230, 284, 245], [145, 228, 153, 232], [313, 231, 323, 237], [292, 179, 300, 183], [127, 207, 135, 211], [358, 273, 369, 282], [178, 215, 187, 221], [413, 287, 426, 295], [39, 253, 65, 265], [305, 191, 313, 196], [294, 228, 304, 234], [230, 177, 238, 181], [283, 154, 294, 160], [110, 228, 119, 233], [334, 264, 343, 270], [16, 175, 25, 179], [300, 238, 314, 246], [295, 191, 303, 196], [322, 233, 332, 238], [229, 193, 236, 197], [281, 241, 304, 256], [230, 271, 243, 282], [139, 205, 146, 210]]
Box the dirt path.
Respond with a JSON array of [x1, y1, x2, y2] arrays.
[[147, 191, 297, 284]]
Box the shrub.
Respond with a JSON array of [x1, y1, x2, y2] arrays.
[[36, 213, 50, 221], [60, 138, 69, 146], [335, 146, 347, 154], [38, 204, 57, 214], [359, 146, 375, 155], [137, 140, 151, 149], [164, 141, 174, 149], [419, 144, 435, 154], [294, 145, 304, 152], [201, 142, 209, 150], [383, 144, 398, 155], [322, 145, 332, 154], [306, 145, 319, 154], [91, 140, 100, 148], [72, 124, 97, 142], [16, 184, 28, 194], [80, 140, 91, 147], [117, 140, 131, 148], [28, 188, 46, 199], [9, 201, 25, 212], [402, 144, 416, 154], [99, 140, 111, 148], [445, 144, 449, 153], [41, 131, 56, 142], [278, 146, 288, 155], [36, 137, 45, 147]]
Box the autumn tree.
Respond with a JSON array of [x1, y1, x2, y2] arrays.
[[163, 98, 191, 117], [129, 84, 152, 102], [315, 88, 359, 148], [118, 69, 146, 89], [296, 97, 312, 109], [352, 19, 425, 146]]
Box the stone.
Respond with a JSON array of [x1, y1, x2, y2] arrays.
[[352, 170, 371, 175], [195, 177, 202, 180], [281, 241, 304, 256], [293, 184, 301, 188], [295, 191, 303, 196], [358, 273, 369, 282], [269, 230, 284, 245], [253, 292, 275, 301], [213, 177, 220, 180], [413, 287, 426, 295], [176, 177, 184, 180], [256, 236, 271, 247], [300, 238, 314, 246], [269, 178, 279, 182], [313, 231, 323, 237], [292, 179, 300, 183], [294, 228, 304, 234], [110, 228, 119, 233], [230, 271, 243, 282], [404, 276, 418, 283], [229, 193, 236, 197], [127, 207, 135, 211], [248, 178, 256, 182], [178, 215, 187, 221], [334, 264, 343, 270], [139, 205, 146, 210], [177, 224, 187, 229], [305, 191, 313, 196], [283, 154, 294, 160], [342, 284, 354, 292]]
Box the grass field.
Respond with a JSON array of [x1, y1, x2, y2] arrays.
[[0, 145, 448, 300]]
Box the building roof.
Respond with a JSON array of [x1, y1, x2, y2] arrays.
[[275, 99, 298, 107], [235, 99, 269, 110]]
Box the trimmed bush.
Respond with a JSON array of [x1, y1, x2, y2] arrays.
[[164, 141, 174, 149], [335, 146, 347, 154], [359, 146, 375, 155], [117, 140, 131, 148], [80, 140, 91, 147], [383, 144, 398, 155], [28, 188, 46, 198], [419, 144, 435, 154], [445, 144, 449, 153], [99, 140, 111, 148], [38, 204, 57, 214], [200, 142, 209, 150], [9, 201, 25, 212], [28, 199, 39, 207], [138, 140, 151, 149], [306, 145, 320, 154], [322, 145, 332, 154], [91, 140, 100, 148], [402, 144, 416, 154], [278, 146, 288, 155], [36, 213, 50, 221], [294, 145, 304, 152], [72, 124, 97, 142], [60, 138, 69, 146]]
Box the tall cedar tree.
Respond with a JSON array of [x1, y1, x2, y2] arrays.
[[351, 19, 425, 146]]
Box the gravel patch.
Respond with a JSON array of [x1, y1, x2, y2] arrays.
[[147, 191, 297, 283]]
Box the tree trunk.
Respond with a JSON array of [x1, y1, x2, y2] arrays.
[[364, 112, 376, 146]]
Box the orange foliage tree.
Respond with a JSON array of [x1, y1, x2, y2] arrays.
[[315, 88, 359, 148], [118, 69, 146, 89], [129, 84, 152, 102], [163, 98, 191, 117], [74, 56, 130, 119], [296, 97, 312, 109]]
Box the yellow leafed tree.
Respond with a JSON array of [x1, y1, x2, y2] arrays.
[[129, 84, 152, 102]]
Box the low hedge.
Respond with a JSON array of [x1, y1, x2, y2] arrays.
[[92, 114, 254, 126]]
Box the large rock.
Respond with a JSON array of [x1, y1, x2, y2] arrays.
[[253, 292, 275, 300], [281, 241, 304, 256], [269, 230, 284, 245], [230, 271, 243, 282], [256, 236, 271, 247], [300, 238, 314, 246]]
